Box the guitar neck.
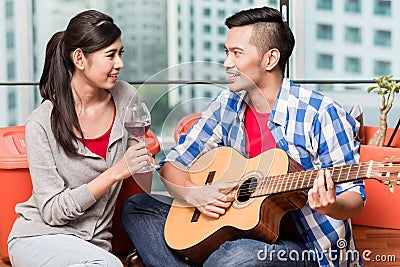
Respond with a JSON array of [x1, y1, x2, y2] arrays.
[[253, 162, 371, 197]]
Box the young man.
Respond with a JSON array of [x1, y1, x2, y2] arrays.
[[121, 6, 365, 267]]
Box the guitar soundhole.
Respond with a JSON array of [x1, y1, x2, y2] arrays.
[[237, 177, 258, 203]]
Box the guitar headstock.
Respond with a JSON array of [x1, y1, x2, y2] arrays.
[[368, 159, 400, 193]]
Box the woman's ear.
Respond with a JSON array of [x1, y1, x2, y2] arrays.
[[262, 48, 280, 71], [72, 48, 85, 70]]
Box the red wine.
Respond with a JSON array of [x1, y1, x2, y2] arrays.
[[124, 121, 146, 136], [143, 121, 151, 132]]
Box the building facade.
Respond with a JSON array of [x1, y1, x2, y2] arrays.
[[166, 0, 269, 113], [292, 0, 400, 125], [0, 0, 35, 126]]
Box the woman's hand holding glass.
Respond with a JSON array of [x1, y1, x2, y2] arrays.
[[123, 142, 149, 176], [123, 103, 156, 174]]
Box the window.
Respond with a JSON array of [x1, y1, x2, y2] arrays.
[[7, 91, 16, 110], [203, 8, 211, 17], [345, 57, 361, 73], [317, 0, 333, 10], [5, 0, 13, 18], [317, 54, 333, 70], [7, 61, 15, 80], [190, 5, 194, 16], [374, 0, 391, 16], [33, 55, 38, 75], [218, 26, 225, 35], [374, 30, 391, 47], [190, 38, 195, 49], [218, 10, 226, 18], [317, 24, 333, 40], [203, 41, 211, 50], [344, 27, 361, 43], [33, 25, 37, 44], [203, 25, 211, 34], [345, 0, 361, 13], [218, 43, 225, 52], [374, 60, 391, 75], [6, 31, 14, 49]]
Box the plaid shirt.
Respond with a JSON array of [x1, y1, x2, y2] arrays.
[[162, 78, 366, 267]]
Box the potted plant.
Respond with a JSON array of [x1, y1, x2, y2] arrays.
[[366, 74, 400, 146]]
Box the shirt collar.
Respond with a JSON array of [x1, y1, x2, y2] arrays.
[[108, 89, 125, 146], [231, 90, 249, 121], [269, 78, 291, 127]]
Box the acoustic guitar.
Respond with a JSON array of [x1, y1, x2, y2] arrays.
[[164, 146, 400, 265]]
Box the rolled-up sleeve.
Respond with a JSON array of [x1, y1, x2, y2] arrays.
[[313, 103, 366, 202]]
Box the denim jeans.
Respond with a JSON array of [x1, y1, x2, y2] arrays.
[[121, 194, 317, 267]]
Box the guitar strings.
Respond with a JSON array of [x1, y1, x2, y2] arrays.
[[235, 162, 400, 198], [236, 165, 366, 197]]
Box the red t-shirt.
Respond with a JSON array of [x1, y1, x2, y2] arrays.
[[244, 106, 277, 158], [80, 107, 116, 160]]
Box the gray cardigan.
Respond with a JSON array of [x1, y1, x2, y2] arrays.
[[8, 80, 138, 252]]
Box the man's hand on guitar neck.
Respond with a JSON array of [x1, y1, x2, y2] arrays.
[[308, 169, 336, 215], [308, 169, 364, 220]]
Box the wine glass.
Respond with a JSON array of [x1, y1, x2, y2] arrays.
[[123, 103, 154, 173], [133, 103, 151, 133]]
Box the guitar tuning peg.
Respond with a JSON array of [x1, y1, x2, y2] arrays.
[[389, 184, 395, 193], [382, 156, 400, 163]]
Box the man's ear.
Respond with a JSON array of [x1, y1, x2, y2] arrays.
[[262, 48, 280, 71], [72, 48, 85, 70]]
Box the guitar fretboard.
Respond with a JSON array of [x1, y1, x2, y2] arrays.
[[251, 162, 371, 197]]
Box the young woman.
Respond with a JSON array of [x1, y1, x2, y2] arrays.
[[8, 10, 149, 267]]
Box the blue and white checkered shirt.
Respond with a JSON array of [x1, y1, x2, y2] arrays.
[[162, 78, 366, 267]]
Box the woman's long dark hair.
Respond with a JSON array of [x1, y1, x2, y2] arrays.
[[39, 10, 121, 157]]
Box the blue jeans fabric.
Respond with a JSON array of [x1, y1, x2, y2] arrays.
[[121, 194, 317, 267]]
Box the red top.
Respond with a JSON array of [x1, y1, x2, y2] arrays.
[[244, 106, 277, 158], [80, 107, 116, 160]]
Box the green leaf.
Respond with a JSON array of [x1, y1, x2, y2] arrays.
[[367, 86, 377, 93]]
